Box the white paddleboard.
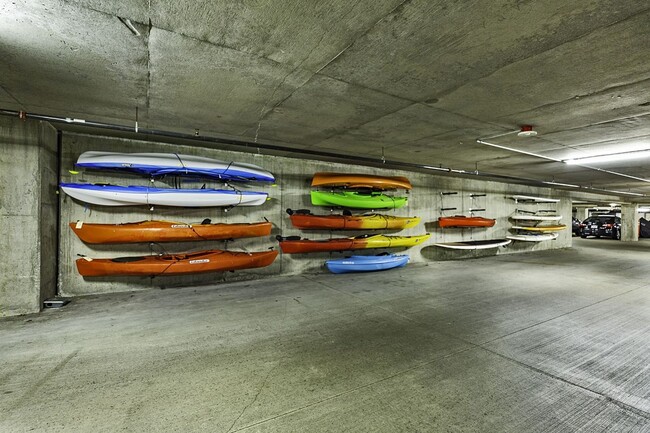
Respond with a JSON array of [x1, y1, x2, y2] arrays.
[[506, 233, 559, 242], [511, 195, 560, 203], [433, 239, 512, 250], [511, 215, 562, 222]]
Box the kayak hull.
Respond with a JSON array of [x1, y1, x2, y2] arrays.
[[70, 220, 273, 244], [310, 191, 407, 209], [433, 239, 512, 250], [326, 254, 409, 274], [76, 250, 278, 277], [511, 225, 566, 232], [60, 183, 268, 207], [507, 233, 559, 242], [311, 172, 412, 190], [76, 151, 275, 182], [438, 216, 496, 228], [511, 215, 562, 222], [288, 211, 420, 230], [278, 234, 430, 254]]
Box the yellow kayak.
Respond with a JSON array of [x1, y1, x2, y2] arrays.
[[363, 233, 431, 248]]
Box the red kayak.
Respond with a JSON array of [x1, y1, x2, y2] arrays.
[[76, 249, 278, 277], [438, 216, 496, 228]]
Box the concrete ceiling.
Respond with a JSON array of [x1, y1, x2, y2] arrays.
[[1, 0, 650, 196]]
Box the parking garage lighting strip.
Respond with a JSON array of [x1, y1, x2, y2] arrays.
[[0, 108, 644, 198], [476, 137, 650, 189]]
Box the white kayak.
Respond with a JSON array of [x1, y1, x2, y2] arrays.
[[511, 195, 560, 203], [433, 239, 512, 250], [507, 233, 559, 242], [76, 151, 275, 183], [511, 214, 562, 222], [60, 183, 268, 207]]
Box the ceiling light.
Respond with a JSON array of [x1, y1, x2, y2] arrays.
[[564, 149, 650, 165], [517, 125, 537, 137], [542, 181, 579, 188], [638, 207, 650, 213]]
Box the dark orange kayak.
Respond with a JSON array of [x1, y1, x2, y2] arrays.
[[76, 249, 278, 277], [287, 209, 420, 230], [69, 220, 272, 244], [311, 172, 412, 190], [438, 216, 496, 228]]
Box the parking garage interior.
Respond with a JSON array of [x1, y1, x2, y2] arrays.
[[1, 1, 649, 431]]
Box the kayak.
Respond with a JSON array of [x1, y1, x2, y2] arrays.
[[76, 249, 278, 277], [310, 191, 407, 209], [60, 183, 268, 207], [277, 233, 430, 254], [511, 225, 566, 232], [438, 216, 496, 228], [75, 151, 275, 182], [286, 209, 420, 230], [326, 254, 409, 274], [69, 220, 272, 244], [507, 233, 559, 242], [311, 172, 412, 190], [511, 214, 562, 222], [433, 239, 512, 250]]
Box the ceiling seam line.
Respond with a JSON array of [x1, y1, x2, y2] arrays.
[[494, 76, 650, 122], [431, 6, 650, 100], [311, 100, 513, 149], [0, 84, 25, 109], [313, 0, 415, 75]]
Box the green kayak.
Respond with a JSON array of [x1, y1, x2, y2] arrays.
[[310, 191, 407, 209]]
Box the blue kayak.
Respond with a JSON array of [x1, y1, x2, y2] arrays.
[[326, 254, 409, 274], [75, 151, 275, 183]]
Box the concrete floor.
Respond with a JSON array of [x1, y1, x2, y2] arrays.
[[1, 238, 649, 432]]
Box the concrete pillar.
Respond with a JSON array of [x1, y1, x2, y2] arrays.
[[620, 204, 639, 242], [0, 116, 58, 316]]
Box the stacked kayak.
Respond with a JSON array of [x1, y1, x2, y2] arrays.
[[76, 151, 275, 182], [310, 191, 407, 209], [287, 209, 420, 230], [70, 220, 272, 244], [76, 249, 278, 277], [326, 254, 409, 274], [60, 183, 268, 207], [311, 172, 412, 190], [438, 216, 496, 228], [510, 225, 566, 232], [433, 239, 512, 250], [507, 233, 559, 242], [277, 234, 430, 254], [511, 214, 562, 222]]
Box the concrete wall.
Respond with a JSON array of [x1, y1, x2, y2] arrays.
[[0, 117, 58, 316], [59, 132, 572, 296]]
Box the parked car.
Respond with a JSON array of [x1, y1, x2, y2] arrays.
[[572, 217, 581, 236], [579, 216, 621, 240]]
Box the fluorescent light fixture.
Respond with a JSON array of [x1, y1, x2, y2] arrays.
[[638, 207, 650, 213], [564, 148, 650, 165], [542, 181, 579, 188]]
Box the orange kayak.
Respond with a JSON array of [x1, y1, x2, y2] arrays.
[[76, 249, 278, 277], [287, 209, 420, 230], [69, 220, 272, 244], [311, 172, 412, 190], [438, 216, 496, 228]]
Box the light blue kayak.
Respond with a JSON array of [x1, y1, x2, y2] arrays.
[[325, 254, 409, 274]]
